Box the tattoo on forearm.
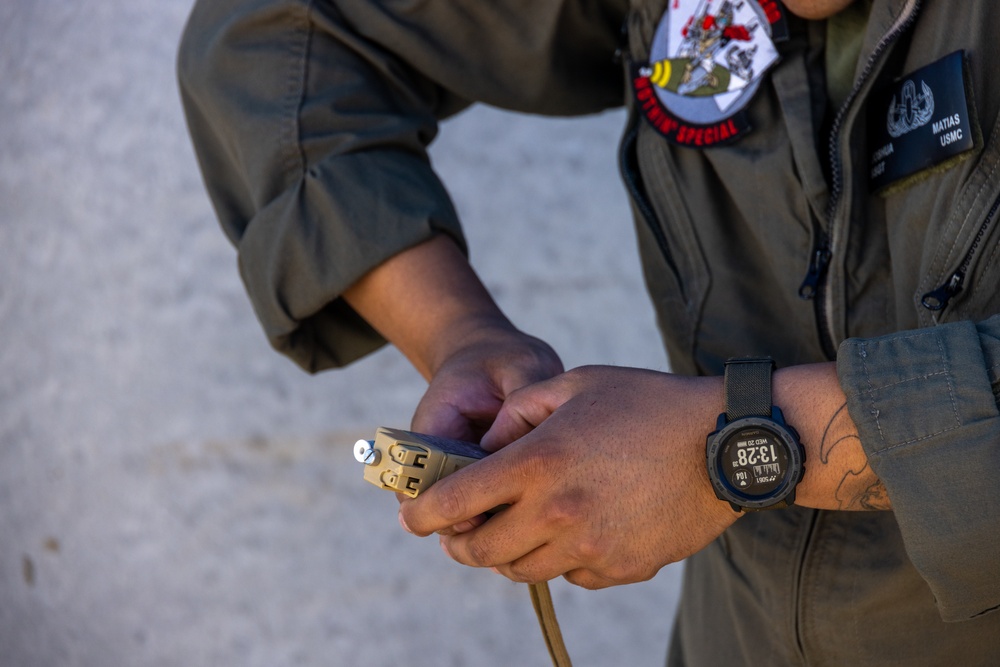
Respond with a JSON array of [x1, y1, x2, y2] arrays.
[[821, 403, 891, 511]]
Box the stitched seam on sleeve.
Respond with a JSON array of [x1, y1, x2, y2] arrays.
[[866, 370, 949, 392], [278, 0, 313, 186], [860, 333, 964, 452], [860, 342, 889, 448], [870, 329, 937, 343], [937, 333, 963, 431], [276, 0, 315, 369], [873, 423, 963, 452]]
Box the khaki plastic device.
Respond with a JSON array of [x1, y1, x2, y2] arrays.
[[353, 427, 488, 498], [353, 427, 573, 667]]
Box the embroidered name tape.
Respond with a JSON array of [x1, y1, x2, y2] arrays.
[[868, 51, 976, 192], [632, 0, 788, 148]]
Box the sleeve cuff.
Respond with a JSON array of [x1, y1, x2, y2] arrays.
[[838, 320, 1000, 621], [238, 149, 465, 372]]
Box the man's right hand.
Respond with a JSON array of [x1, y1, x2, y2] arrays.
[[342, 233, 561, 441], [411, 325, 563, 443], [342, 234, 563, 534]]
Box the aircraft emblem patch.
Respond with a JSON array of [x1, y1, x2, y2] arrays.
[[632, 0, 788, 147]]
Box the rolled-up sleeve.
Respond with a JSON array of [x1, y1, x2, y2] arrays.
[[838, 315, 1000, 622], [177, 0, 626, 371]]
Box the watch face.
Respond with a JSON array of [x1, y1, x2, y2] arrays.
[[718, 425, 790, 497]]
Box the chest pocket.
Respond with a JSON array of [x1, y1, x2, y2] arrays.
[[619, 96, 716, 374], [902, 85, 1000, 328]]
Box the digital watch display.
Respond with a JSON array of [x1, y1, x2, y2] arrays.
[[706, 358, 805, 512]]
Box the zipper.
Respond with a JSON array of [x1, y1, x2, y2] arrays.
[[800, 0, 921, 355], [798, 243, 831, 300], [825, 0, 921, 224], [920, 195, 1000, 312], [798, 241, 835, 357], [618, 111, 686, 302]]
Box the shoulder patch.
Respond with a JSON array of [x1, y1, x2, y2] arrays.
[[631, 0, 787, 148]]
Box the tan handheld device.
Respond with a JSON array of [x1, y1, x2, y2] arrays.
[[353, 427, 488, 497]]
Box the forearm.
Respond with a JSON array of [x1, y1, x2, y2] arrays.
[[347, 240, 887, 513], [773, 362, 890, 511], [342, 235, 513, 380]]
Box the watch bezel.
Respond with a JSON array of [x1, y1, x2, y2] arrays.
[[706, 408, 804, 511]]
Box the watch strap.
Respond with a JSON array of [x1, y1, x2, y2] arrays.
[[724, 357, 775, 421]]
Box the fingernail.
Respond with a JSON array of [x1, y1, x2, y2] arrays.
[[398, 512, 412, 534], [440, 539, 452, 558]]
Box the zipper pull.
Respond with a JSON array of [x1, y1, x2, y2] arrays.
[[920, 271, 964, 311], [613, 18, 628, 65], [798, 247, 831, 299]]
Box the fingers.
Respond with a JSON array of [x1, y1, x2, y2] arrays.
[[410, 329, 564, 444], [488, 545, 652, 590], [480, 375, 572, 451], [400, 366, 734, 595], [484, 543, 570, 584], [426, 457, 630, 586], [411, 385, 505, 442], [405, 373, 573, 540], [438, 506, 550, 572], [434, 513, 488, 537], [399, 450, 520, 536], [561, 568, 620, 591], [442, 535, 631, 591]]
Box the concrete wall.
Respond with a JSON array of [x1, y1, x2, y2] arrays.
[[0, 1, 681, 665]]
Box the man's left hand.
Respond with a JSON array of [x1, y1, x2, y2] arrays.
[[398, 365, 740, 589]]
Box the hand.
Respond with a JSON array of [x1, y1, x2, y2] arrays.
[[411, 324, 564, 443], [399, 365, 740, 589], [341, 235, 563, 441], [404, 323, 562, 536]]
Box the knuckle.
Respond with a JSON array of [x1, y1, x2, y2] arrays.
[[465, 535, 493, 568], [499, 442, 559, 490], [564, 570, 605, 591], [600, 558, 655, 587], [562, 365, 590, 379], [542, 490, 589, 529], [564, 364, 600, 385], [433, 480, 472, 525], [506, 561, 542, 584], [636, 566, 658, 583], [573, 533, 607, 563], [514, 441, 559, 476], [559, 367, 588, 391], [600, 561, 635, 585]]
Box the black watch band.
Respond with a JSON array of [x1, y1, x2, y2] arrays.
[[724, 357, 775, 421], [708, 356, 804, 512]]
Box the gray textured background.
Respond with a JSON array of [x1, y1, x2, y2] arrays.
[[0, 1, 682, 665]]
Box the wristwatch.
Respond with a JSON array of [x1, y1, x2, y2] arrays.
[[706, 357, 805, 512]]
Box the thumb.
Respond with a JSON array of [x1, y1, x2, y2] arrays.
[[479, 377, 569, 452]]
